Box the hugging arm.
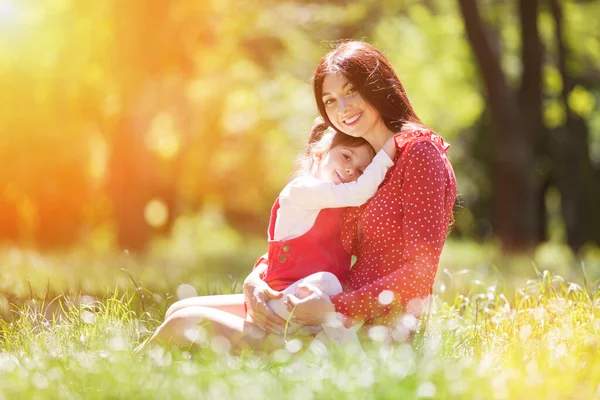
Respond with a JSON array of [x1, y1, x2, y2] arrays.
[[284, 149, 394, 209], [243, 259, 287, 333]]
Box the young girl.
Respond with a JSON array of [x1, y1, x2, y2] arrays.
[[145, 117, 396, 349]]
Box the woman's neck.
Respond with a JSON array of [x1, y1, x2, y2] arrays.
[[363, 119, 395, 152]]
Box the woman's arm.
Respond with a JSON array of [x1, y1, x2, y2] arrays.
[[243, 260, 287, 333], [283, 148, 394, 209], [290, 141, 452, 325], [330, 141, 450, 322]]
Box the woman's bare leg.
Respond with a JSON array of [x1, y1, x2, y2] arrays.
[[165, 294, 246, 319], [147, 306, 283, 352]]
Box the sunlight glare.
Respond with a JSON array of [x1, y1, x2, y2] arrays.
[[0, 1, 17, 24]]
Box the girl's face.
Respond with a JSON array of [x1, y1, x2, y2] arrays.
[[321, 73, 382, 138], [315, 144, 373, 185]]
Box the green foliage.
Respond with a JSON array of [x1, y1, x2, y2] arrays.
[[0, 0, 598, 247]]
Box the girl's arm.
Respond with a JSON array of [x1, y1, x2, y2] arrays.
[[284, 142, 395, 209]]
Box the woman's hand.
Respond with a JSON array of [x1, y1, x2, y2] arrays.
[[243, 268, 286, 334], [284, 284, 336, 326]]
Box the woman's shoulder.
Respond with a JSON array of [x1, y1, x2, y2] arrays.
[[384, 124, 454, 183], [393, 123, 450, 155]]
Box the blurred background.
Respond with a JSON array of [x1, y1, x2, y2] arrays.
[[0, 0, 599, 302]]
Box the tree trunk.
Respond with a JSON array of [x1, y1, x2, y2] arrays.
[[107, 116, 151, 251], [549, 0, 600, 249], [107, 0, 181, 251], [458, 0, 542, 251]]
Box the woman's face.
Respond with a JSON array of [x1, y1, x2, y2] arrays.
[[315, 144, 373, 185], [321, 73, 381, 138]]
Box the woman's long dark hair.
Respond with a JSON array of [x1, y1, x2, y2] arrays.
[[313, 41, 422, 135]]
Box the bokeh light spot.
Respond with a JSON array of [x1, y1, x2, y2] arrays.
[[284, 338, 303, 354], [568, 85, 595, 117], [81, 310, 96, 324], [368, 325, 389, 342], [184, 326, 207, 345], [145, 112, 181, 160], [210, 335, 231, 354], [144, 198, 168, 228], [176, 283, 197, 300], [417, 382, 436, 398], [519, 324, 532, 341], [401, 314, 418, 331], [377, 290, 394, 305], [272, 349, 292, 363]]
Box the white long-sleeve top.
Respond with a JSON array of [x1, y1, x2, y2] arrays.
[[274, 150, 394, 241]]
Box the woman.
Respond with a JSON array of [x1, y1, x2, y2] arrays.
[[145, 40, 456, 350], [276, 40, 457, 332]]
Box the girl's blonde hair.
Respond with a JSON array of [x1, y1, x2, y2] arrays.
[[293, 117, 375, 178]]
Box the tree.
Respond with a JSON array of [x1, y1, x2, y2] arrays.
[[458, 0, 600, 251], [458, 0, 544, 251], [548, 0, 600, 250]]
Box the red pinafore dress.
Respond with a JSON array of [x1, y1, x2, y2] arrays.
[[254, 198, 351, 291]]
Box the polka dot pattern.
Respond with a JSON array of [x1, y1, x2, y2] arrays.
[[329, 129, 457, 326]]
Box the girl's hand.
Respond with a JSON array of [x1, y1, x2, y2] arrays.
[[284, 283, 335, 326], [383, 136, 397, 159], [243, 271, 286, 334]]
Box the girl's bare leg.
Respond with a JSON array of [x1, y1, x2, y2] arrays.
[[165, 294, 246, 319]]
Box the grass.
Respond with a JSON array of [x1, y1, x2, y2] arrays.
[[0, 240, 600, 399]]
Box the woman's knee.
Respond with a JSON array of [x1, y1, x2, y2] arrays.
[[165, 300, 185, 319], [161, 310, 190, 336], [160, 309, 209, 344], [165, 295, 246, 320]]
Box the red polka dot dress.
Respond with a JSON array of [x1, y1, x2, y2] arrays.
[[329, 128, 457, 327]]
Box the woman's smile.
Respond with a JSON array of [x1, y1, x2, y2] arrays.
[[343, 112, 363, 126]]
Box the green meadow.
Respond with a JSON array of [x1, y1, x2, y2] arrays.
[[1, 240, 599, 399]]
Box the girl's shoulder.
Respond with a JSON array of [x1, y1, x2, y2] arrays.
[[286, 175, 321, 187], [281, 175, 317, 192], [279, 175, 324, 201]]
